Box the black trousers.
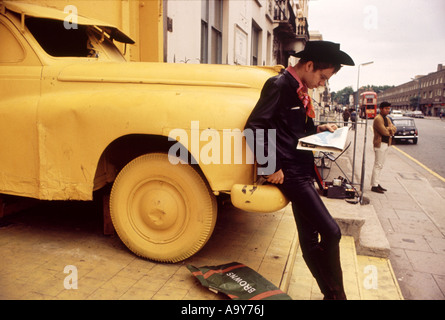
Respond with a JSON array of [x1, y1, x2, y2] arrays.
[[278, 167, 346, 300]]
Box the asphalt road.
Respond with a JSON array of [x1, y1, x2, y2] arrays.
[[392, 118, 445, 180]]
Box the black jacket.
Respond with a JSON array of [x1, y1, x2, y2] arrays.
[[244, 69, 318, 176]]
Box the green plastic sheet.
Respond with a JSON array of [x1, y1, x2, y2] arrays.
[[187, 262, 291, 300]]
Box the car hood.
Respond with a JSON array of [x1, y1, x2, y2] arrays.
[[57, 61, 282, 90]]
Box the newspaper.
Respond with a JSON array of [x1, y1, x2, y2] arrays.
[[297, 126, 349, 153]]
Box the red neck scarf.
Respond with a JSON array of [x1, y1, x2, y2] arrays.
[[286, 66, 315, 118]]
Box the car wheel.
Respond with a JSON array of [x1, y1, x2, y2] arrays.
[[413, 138, 418, 144], [110, 153, 217, 262]]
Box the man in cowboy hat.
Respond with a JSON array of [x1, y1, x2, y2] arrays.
[[245, 41, 354, 300]]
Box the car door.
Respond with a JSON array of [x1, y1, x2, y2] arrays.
[[0, 15, 42, 198]]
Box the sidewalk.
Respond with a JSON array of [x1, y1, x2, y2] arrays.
[[0, 197, 298, 300], [341, 119, 445, 300], [0, 191, 403, 300]]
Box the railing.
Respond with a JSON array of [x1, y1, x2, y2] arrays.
[[297, 17, 309, 38], [274, 0, 289, 21], [273, 0, 308, 39]]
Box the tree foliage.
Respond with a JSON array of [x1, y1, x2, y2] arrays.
[[332, 86, 354, 105], [331, 85, 395, 105]]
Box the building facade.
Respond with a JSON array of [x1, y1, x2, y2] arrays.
[[164, 0, 309, 67], [378, 64, 445, 116]]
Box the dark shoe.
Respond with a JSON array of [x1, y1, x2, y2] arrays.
[[378, 184, 387, 191], [371, 186, 384, 193]]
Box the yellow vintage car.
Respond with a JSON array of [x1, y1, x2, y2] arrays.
[[0, 1, 288, 262]]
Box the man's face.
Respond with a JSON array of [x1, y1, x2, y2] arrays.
[[380, 106, 391, 116], [302, 62, 336, 89]]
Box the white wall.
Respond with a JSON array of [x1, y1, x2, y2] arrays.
[[166, 0, 274, 66], [165, 0, 201, 64]]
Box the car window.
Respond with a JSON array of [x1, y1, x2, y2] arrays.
[[25, 17, 124, 61], [0, 20, 25, 63], [26, 17, 90, 57], [393, 120, 414, 126]]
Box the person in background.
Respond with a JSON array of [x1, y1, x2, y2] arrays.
[[350, 108, 357, 130], [342, 108, 350, 127], [370, 101, 397, 193]]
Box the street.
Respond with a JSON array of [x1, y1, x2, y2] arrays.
[[393, 118, 445, 180]]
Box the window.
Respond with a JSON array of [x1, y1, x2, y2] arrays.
[[393, 119, 414, 127], [251, 20, 261, 65], [0, 21, 25, 62], [201, 0, 223, 64], [27, 18, 90, 57], [266, 31, 272, 65], [201, 0, 209, 63], [25, 17, 124, 61]]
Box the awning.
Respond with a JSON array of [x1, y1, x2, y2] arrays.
[[3, 1, 135, 44]]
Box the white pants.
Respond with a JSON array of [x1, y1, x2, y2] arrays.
[[371, 142, 389, 187]]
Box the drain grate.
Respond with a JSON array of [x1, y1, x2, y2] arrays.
[[397, 172, 421, 180]]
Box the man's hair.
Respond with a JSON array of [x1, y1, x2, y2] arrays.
[[379, 101, 391, 109], [298, 58, 342, 74]]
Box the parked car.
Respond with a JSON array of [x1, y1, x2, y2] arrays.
[[404, 110, 424, 118], [392, 117, 418, 144], [412, 110, 425, 118], [0, 1, 287, 262], [390, 110, 403, 117]]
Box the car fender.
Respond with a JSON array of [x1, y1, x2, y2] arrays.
[[36, 63, 277, 200]]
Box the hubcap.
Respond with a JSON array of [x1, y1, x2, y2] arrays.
[[129, 179, 187, 244], [140, 189, 178, 230]]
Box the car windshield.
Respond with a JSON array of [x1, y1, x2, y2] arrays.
[[26, 17, 125, 61], [393, 119, 414, 126]]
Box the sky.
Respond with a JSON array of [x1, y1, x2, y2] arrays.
[[308, 0, 445, 93]]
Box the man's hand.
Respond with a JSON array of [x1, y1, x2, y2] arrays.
[[317, 123, 338, 133], [266, 169, 284, 184]]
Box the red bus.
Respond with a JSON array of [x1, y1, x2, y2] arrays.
[[359, 91, 377, 119]]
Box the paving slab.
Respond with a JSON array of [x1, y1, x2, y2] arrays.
[[0, 200, 297, 300]]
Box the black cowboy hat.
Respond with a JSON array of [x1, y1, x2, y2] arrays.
[[291, 41, 355, 66]]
